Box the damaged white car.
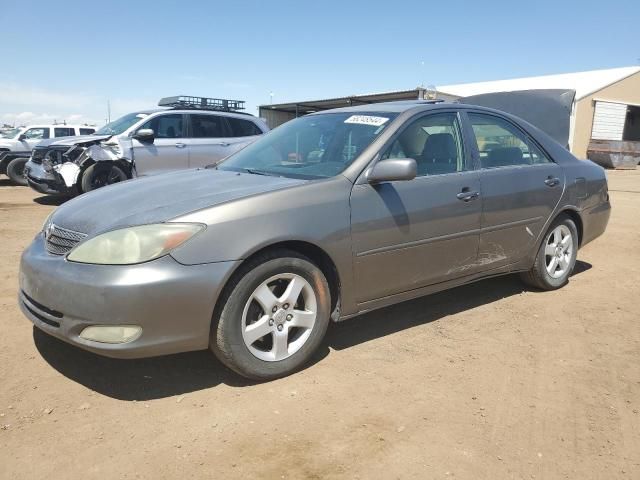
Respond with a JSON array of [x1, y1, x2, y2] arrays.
[[24, 96, 268, 196]]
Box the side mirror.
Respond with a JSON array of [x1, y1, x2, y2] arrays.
[[18, 134, 27, 141], [133, 128, 155, 142], [367, 158, 417, 183]]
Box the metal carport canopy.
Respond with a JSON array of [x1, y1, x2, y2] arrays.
[[262, 88, 432, 115]]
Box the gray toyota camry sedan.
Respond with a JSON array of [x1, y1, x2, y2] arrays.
[[19, 101, 610, 379]]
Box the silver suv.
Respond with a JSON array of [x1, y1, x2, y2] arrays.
[[0, 124, 96, 185], [24, 96, 268, 195]]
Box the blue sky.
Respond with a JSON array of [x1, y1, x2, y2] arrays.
[[1, 0, 638, 126]]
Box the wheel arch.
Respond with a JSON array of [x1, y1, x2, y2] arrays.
[[556, 207, 584, 247], [212, 240, 342, 326]]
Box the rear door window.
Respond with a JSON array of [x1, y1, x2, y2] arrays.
[[468, 113, 550, 167], [189, 114, 229, 138], [79, 128, 95, 135], [54, 127, 75, 137], [226, 117, 263, 137]]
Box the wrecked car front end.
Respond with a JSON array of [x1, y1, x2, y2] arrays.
[[25, 136, 130, 196]]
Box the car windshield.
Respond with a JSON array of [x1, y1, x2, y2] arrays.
[[94, 112, 149, 135], [0, 128, 21, 139], [217, 112, 398, 179]]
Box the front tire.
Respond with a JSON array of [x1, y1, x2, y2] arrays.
[[211, 249, 331, 380], [6, 158, 28, 186], [81, 163, 127, 193], [521, 215, 578, 290]]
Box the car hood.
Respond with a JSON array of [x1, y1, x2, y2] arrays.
[[35, 135, 113, 149], [50, 168, 306, 235]]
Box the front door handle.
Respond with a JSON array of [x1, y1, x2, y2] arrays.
[[456, 189, 480, 202], [215, 142, 231, 147], [544, 176, 560, 187], [175, 142, 186, 149]]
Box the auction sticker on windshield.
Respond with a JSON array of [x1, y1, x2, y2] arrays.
[[344, 115, 389, 127]]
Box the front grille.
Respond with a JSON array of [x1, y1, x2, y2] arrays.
[[21, 291, 63, 328], [22, 291, 63, 318], [31, 146, 71, 165], [45, 224, 87, 255], [22, 301, 61, 328]]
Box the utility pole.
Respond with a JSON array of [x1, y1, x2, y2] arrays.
[[107, 99, 111, 123]]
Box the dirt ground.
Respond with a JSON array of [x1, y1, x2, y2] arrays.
[[0, 170, 639, 480]]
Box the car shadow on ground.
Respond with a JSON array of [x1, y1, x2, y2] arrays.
[[33, 263, 592, 401], [33, 195, 69, 206]]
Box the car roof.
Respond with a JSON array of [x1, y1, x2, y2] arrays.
[[21, 124, 96, 129], [138, 108, 257, 119], [315, 100, 508, 117]]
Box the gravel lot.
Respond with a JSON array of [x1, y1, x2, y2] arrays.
[[1, 169, 639, 479]]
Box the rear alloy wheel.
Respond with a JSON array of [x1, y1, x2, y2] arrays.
[[6, 158, 28, 186], [81, 163, 127, 192], [521, 215, 578, 290], [211, 250, 331, 380]]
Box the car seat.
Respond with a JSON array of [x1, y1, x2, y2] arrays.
[[419, 133, 458, 175]]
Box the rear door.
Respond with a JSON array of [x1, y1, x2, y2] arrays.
[[465, 111, 564, 269], [54, 127, 75, 138], [350, 111, 482, 303], [225, 116, 265, 151], [131, 113, 188, 175], [184, 113, 233, 168]]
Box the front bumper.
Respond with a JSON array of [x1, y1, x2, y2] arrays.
[[19, 234, 240, 358], [24, 160, 71, 195]]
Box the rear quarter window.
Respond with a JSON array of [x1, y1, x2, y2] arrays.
[[226, 117, 263, 137]]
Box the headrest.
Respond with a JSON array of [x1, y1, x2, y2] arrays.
[[421, 133, 457, 160], [486, 147, 523, 167]]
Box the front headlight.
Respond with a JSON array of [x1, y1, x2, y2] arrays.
[[42, 211, 54, 232], [42, 156, 54, 172], [67, 223, 204, 265]]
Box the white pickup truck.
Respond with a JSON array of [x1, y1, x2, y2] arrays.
[[0, 124, 95, 185]]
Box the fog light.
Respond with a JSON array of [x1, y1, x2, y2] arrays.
[[79, 325, 142, 344]]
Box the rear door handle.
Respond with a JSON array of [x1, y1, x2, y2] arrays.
[[175, 142, 186, 149], [215, 142, 231, 147], [544, 176, 560, 187], [456, 190, 480, 202]]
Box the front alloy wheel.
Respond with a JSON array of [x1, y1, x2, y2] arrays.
[[242, 273, 317, 362], [211, 250, 331, 380]]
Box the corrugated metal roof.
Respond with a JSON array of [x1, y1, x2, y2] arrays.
[[437, 66, 640, 100]]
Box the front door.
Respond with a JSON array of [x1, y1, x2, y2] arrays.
[[351, 111, 482, 303], [20, 127, 50, 151], [466, 111, 564, 269], [131, 113, 188, 175]]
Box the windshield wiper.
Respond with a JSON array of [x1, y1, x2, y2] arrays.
[[243, 168, 280, 177]]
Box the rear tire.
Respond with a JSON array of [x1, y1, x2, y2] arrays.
[[521, 215, 578, 290], [6, 158, 28, 186], [81, 163, 127, 192], [211, 249, 331, 380]]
